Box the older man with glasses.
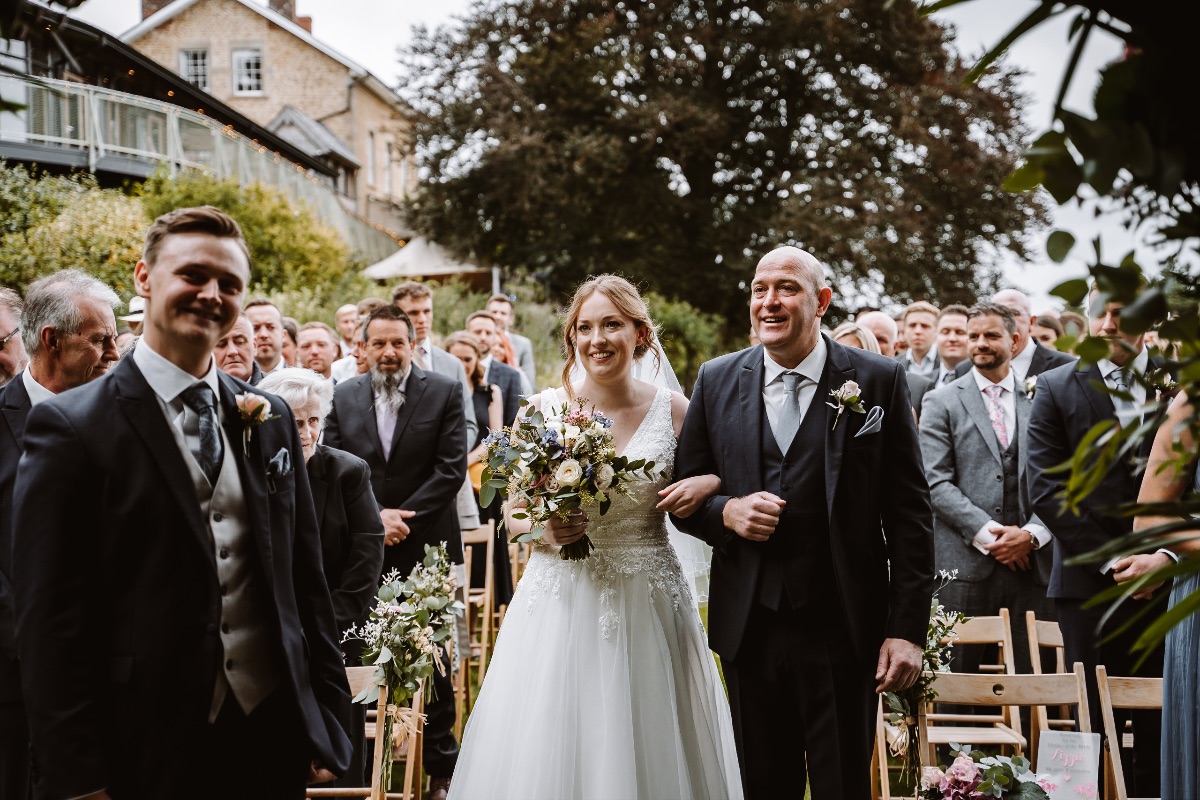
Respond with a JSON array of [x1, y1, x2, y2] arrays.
[[0, 290, 27, 389]]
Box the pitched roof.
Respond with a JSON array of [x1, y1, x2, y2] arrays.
[[121, 0, 402, 110], [267, 105, 360, 167]]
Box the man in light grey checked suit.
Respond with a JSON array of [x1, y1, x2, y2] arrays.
[[919, 301, 1054, 677]]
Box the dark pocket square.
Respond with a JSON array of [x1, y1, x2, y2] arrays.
[[268, 447, 292, 477]]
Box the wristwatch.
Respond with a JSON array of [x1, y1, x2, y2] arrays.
[[1027, 530, 1039, 550]]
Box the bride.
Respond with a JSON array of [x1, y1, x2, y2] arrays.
[[448, 275, 743, 800]]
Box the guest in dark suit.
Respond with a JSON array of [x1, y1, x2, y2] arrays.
[[486, 293, 536, 390], [1, 272, 121, 799], [858, 310, 934, 421], [466, 311, 525, 427], [258, 367, 385, 790], [1028, 287, 1169, 796], [14, 207, 353, 800], [920, 302, 1055, 679], [322, 304, 467, 800], [673, 247, 933, 799], [954, 289, 1075, 381]]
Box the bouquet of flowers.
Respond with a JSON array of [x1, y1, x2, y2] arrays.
[[920, 745, 1053, 799], [479, 396, 660, 560], [342, 543, 463, 788], [882, 569, 969, 787]]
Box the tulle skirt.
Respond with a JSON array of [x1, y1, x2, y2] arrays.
[[448, 547, 743, 800]]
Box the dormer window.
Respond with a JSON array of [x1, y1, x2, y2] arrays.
[[232, 48, 264, 95]]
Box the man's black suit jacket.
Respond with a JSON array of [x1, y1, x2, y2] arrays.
[[673, 337, 934, 662], [955, 340, 1076, 379], [323, 366, 467, 575], [1027, 359, 1160, 600], [306, 444, 385, 635], [0, 375, 30, 704], [486, 358, 524, 428], [12, 358, 353, 799]]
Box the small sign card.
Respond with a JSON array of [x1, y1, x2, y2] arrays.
[[1034, 730, 1101, 799]]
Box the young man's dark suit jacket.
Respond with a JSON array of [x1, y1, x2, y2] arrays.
[[485, 358, 524, 428], [0, 375, 31, 800], [12, 358, 352, 800], [675, 337, 933, 663], [322, 365, 467, 576], [1027, 358, 1164, 794], [954, 339, 1075, 380]]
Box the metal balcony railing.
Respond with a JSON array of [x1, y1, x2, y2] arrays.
[[0, 73, 399, 263]]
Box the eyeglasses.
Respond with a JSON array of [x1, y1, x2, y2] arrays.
[[0, 328, 17, 349]]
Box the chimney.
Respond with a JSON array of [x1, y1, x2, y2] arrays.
[[268, 0, 296, 19], [142, 0, 173, 18], [295, 16, 312, 33]]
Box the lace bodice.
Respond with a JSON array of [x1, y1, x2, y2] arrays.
[[519, 386, 693, 636]]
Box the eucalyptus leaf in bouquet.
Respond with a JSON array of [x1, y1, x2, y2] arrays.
[[342, 543, 463, 788]]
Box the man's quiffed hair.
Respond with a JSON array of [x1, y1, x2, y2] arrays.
[[362, 304, 414, 343], [967, 301, 1017, 335], [938, 304, 971, 321], [142, 206, 250, 269], [391, 281, 431, 305]]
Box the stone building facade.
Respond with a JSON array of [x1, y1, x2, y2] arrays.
[[124, 0, 414, 233]]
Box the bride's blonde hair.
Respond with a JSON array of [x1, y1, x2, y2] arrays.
[[560, 275, 662, 397]]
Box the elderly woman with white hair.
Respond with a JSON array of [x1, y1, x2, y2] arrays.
[[257, 367, 384, 788]]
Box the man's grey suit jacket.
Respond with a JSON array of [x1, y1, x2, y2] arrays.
[[919, 371, 1052, 585], [426, 344, 477, 447], [508, 331, 536, 389]]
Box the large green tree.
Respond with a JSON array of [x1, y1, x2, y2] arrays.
[[400, 0, 1047, 323]]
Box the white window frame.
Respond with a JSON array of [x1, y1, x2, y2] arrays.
[[178, 48, 209, 91], [367, 131, 376, 186], [231, 47, 264, 96]]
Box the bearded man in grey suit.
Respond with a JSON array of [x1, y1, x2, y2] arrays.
[[919, 302, 1054, 678]]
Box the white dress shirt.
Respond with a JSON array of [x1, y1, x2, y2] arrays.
[[375, 364, 411, 461], [969, 367, 1051, 553], [21, 369, 55, 407], [1009, 338, 1037, 382], [1098, 347, 1149, 426], [763, 337, 827, 431], [905, 347, 938, 380]]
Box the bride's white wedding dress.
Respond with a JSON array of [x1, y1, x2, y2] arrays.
[[448, 386, 743, 800]]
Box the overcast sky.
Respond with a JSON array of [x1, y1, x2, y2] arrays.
[[68, 0, 1138, 311]]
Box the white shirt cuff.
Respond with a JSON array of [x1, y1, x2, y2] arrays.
[[1023, 523, 1052, 549], [1157, 548, 1181, 562], [973, 521, 1002, 555]]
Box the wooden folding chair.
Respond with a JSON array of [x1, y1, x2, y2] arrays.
[[923, 611, 1023, 750], [918, 663, 1091, 771], [1096, 665, 1163, 800], [308, 667, 425, 800], [1026, 611, 1072, 756], [459, 522, 495, 716]]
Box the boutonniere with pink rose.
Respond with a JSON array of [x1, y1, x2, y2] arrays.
[[1024, 375, 1038, 397], [235, 392, 280, 457], [827, 379, 867, 431]]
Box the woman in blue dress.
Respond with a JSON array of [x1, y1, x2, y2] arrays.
[[1124, 392, 1200, 799]]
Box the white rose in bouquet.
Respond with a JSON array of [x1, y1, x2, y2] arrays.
[[554, 458, 583, 487], [595, 463, 615, 491]]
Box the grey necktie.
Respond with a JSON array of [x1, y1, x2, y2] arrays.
[[1111, 368, 1136, 420], [181, 383, 223, 484], [772, 372, 803, 452]]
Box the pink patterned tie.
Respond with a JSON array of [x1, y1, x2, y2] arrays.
[[983, 384, 1009, 449]]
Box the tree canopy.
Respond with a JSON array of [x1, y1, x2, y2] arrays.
[[400, 0, 1048, 325]]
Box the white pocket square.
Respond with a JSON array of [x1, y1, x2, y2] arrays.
[[854, 406, 884, 438]]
